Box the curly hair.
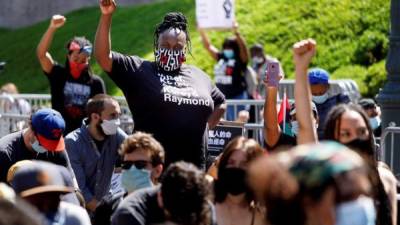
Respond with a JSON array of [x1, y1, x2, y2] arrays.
[[119, 132, 165, 166], [161, 161, 211, 225]]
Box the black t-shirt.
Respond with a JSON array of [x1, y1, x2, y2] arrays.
[[0, 131, 71, 182], [111, 187, 164, 225], [111, 187, 217, 225], [45, 64, 106, 134], [108, 52, 225, 169], [213, 53, 247, 98], [94, 191, 126, 225], [265, 132, 297, 151]]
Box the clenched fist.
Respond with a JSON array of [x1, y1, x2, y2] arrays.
[[100, 0, 116, 15], [292, 39, 316, 69], [49, 15, 66, 29]]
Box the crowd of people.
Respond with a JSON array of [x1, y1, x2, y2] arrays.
[[0, 1, 395, 225]]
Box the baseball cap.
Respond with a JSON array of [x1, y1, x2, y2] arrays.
[[11, 161, 73, 198], [308, 68, 330, 85], [68, 39, 93, 56], [7, 160, 34, 184], [290, 102, 318, 116], [358, 98, 376, 110], [31, 108, 65, 152]]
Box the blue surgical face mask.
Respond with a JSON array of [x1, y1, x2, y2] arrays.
[[121, 166, 153, 193], [223, 49, 235, 59], [312, 92, 329, 104], [31, 140, 47, 154], [335, 196, 376, 225], [369, 116, 381, 130]]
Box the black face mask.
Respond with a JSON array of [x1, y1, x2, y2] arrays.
[[217, 167, 247, 195], [344, 138, 374, 157]]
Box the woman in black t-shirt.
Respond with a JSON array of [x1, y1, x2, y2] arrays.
[[94, 1, 226, 169], [198, 24, 249, 121], [37, 15, 106, 134]]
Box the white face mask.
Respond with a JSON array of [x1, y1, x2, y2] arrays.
[[312, 92, 329, 104], [290, 120, 318, 136], [369, 116, 381, 130], [100, 119, 120, 135], [31, 140, 47, 154], [252, 56, 264, 64], [335, 196, 376, 225]]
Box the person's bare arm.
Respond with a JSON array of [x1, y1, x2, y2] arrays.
[[197, 27, 219, 61], [233, 22, 249, 64], [264, 85, 281, 148], [94, 0, 116, 73], [293, 39, 317, 144], [36, 15, 66, 74], [208, 103, 226, 129]]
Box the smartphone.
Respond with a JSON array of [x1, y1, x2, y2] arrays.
[[265, 62, 280, 87]]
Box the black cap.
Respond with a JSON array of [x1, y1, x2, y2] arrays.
[[358, 98, 376, 110]]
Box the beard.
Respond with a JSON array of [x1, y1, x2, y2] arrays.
[[96, 120, 106, 137]]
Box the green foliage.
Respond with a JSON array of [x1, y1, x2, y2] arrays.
[[0, 0, 390, 97], [331, 65, 368, 96], [364, 60, 387, 98], [353, 31, 388, 66]]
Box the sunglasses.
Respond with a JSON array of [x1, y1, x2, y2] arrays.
[[121, 160, 151, 170]]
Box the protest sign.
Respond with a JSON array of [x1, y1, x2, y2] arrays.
[[208, 121, 244, 157], [196, 0, 235, 29]]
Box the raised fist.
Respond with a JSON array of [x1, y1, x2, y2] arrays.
[[50, 15, 66, 29], [100, 0, 116, 15], [292, 39, 316, 69]]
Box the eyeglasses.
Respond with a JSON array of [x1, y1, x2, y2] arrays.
[[121, 160, 151, 170]]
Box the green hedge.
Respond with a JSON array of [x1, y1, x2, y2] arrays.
[[0, 0, 390, 97]]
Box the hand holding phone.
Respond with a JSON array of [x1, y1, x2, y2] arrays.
[[265, 62, 280, 87]]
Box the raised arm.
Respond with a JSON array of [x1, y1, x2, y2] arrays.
[[36, 15, 66, 74], [293, 39, 317, 144], [94, 0, 116, 73], [233, 22, 249, 64], [263, 82, 282, 148], [197, 27, 219, 61]]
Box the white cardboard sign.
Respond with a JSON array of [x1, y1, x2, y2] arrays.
[[196, 0, 235, 29]]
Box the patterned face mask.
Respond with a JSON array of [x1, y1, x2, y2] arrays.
[[155, 48, 186, 72]]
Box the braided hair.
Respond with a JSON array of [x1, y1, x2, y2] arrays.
[[153, 12, 191, 53]]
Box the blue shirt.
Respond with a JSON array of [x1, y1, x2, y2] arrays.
[[65, 123, 127, 202]]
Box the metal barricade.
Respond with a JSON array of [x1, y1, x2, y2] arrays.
[[380, 127, 400, 172], [244, 123, 264, 144], [0, 94, 267, 138], [0, 94, 268, 121], [0, 113, 30, 137], [224, 99, 266, 123]]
